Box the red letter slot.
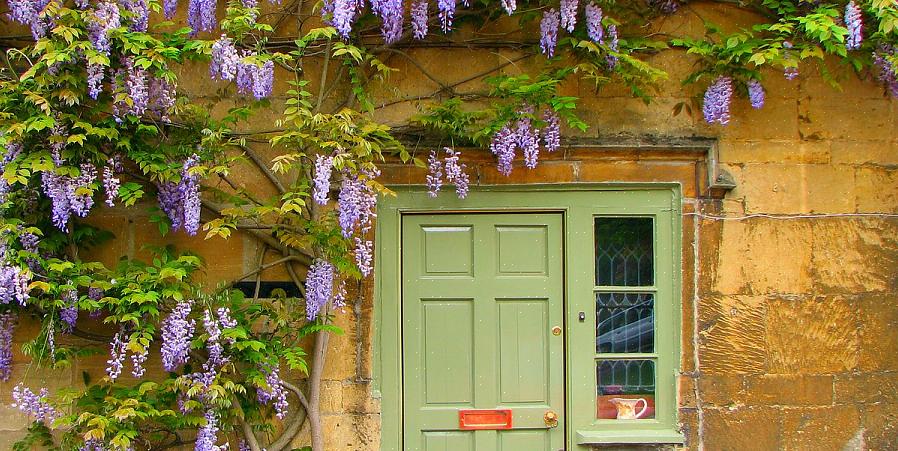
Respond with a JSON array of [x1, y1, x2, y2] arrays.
[[458, 409, 513, 430]]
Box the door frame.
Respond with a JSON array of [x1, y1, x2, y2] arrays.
[[374, 184, 682, 450]]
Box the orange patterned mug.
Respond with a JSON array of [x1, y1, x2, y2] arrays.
[[609, 398, 648, 419]]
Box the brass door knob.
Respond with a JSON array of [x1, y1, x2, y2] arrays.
[[544, 410, 559, 428], [551, 326, 562, 336]]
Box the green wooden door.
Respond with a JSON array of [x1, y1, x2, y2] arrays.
[[402, 213, 565, 451]]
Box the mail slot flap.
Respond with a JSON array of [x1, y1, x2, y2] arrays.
[[458, 409, 513, 430]]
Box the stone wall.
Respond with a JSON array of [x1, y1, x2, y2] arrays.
[[1, 2, 896, 450]]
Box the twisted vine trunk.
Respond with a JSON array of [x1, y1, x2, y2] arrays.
[[309, 328, 330, 451]]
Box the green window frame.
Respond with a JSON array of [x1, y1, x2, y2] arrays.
[[374, 184, 684, 449]]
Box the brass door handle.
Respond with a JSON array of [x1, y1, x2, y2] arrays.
[[544, 410, 559, 428]]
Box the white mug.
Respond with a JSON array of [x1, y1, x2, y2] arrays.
[[609, 397, 648, 419]]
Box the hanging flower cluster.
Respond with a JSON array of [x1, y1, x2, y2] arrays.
[[489, 106, 561, 175], [845, 0, 863, 51], [12, 384, 59, 423], [161, 298, 197, 371], [103, 156, 122, 207], [305, 259, 341, 320], [702, 76, 734, 125], [41, 163, 97, 232], [747, 79, 765, 109], [647, 0, 679, 14], [0, 313, 15, 382], [157, 154, 202, 236], [337, 168, 379, 276], [7, 0, 53, 40], [106, 327, 128, 381], [209, 36, 275, 100], [873, 45, 898, 97], [540, 2, 617, 64], [426, 147, 470, 199], [256, 363, 289, 419], [60, 287, 78, 333]]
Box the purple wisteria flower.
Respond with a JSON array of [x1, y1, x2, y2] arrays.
[[443, 148, 469, 198], [50, 121, 66, 166], [585, 3, 604, 43], [305, 259, 335, 321], [560, 0, 578, 32], [196, 409, 221, 451], [80, 440, 105, 451], [516, 106, 540, 169], [121, 0, 148, 32], [252, 61, 274, 99], [239, 440, 251, 451], [411, 0, 429, 40], [131, 346, 148, 377], [784, 66, 799, 80], [313, 154, 335, 205], [210, 35, 240, 81], [845, 0, 863, 51], [490, 125, 516, 176], [648, 0, 679, 14], [149, 77, 177, 122], [103, 156, 121, 207], [337, 170, 378, 237], [747, 79, 765, 109], [540, 9, 560, 58], [426, 149, 443, 197], [161, 298, 196, 371], [703, 76, 734, 125], [326, 0, 361, 39], [12, 384, 59, 423], [375, 0, 404, 44], [187, 0, 217, 35], [47, 321, 55, 358], [88, 2, 120, 57], [87, 64, 105, 100], [60, 288, 78, 333], [501, 0, 516, 15], [542, 110, 561, 152], [355, 237, 374, 276], [873, 45, 898, 97], [605, 24, 619, 68], [88, 287, 104, 300], [164, 0, 178, 19], [0, 312, 15, 381], [257, 363, 289, 419], [0, 265, 30, 305], [438, 0, 456, 33], [106, 328, 128, 381], [8, 0, 52, 39], [157, 154, 202, 235], [125, 58, 149, 116]]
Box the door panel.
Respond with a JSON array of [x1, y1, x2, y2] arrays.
[[403, 213, 565, 451]]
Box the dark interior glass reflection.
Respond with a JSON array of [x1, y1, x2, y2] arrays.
[[596, 292, 654, 353], [595, 217, 654, 286]]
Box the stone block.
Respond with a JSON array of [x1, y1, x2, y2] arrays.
[[858, 294, 898, 372], [703, 406, 783, 451], [830, 140, 898, 166], [697, 295, 767, 375], [343, 382, 380, 414], [781, 405, 861, 451], [712, 219, 814, 295], [834, 371, 898, 404], [719, 96, 800, 141], [574, 97, 697, 137], [698, 374, 746, 407], [810, 219, 898, 294], [800, 96, 893, 141], [765, 296, 859, 374], [718, 140, 831, 165], [479, 160, 576, 185], [576, 160, 697, 197], [320, 380, 344, 414], [856, 167, 898, 213], [678, 374, 697, 409], [738, 163, 856, 214], [742, 374, 834, 406]]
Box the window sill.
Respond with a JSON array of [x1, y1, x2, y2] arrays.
[[576, 429, 685, 445]]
